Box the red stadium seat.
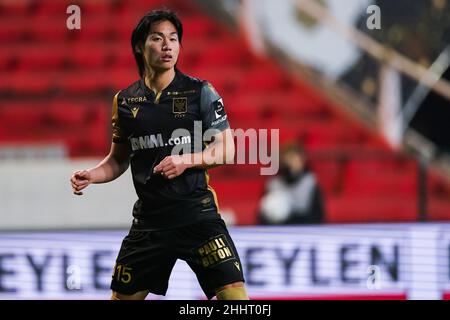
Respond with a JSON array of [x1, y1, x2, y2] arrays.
[[0, 0, 32, 15], [34, 1, 71, 15], [193, 66, 246, 95], [16, 46, 66, 71], [182, 15, 225, 39], [326, 195, 418, 223], [107, 69, 139, 91], [58, 71, 110, 94], [0, 103, 47, 129], [197, 42, 253, 68], [68, 45, 110, 69], [244, 67, 291, 92], [47, 102, 90, 126], [7, 72, 54, 94], [29, 15, 69, 41], [310, 161, 345, 194], [111, 44, 135, 69], [210, 178, 266, 225], [74, 15, 114, 41], [228, 91, 332, 121], [77, 0, 112, 13], [343, 171, 417, 197], [36, 0, 112, 15], [112, 14, 140, 40], [0, 47, 14, 70], [0, 19, 27, 42], [428, 198, 450, 221]]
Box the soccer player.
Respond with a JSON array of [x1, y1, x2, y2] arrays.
[[70, 10, 248, 300]]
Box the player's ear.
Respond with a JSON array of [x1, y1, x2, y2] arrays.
[[135, 43, 145, 54]]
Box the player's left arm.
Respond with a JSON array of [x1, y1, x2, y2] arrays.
[[153, 128, 235, 179], [154, 81, 234, 179]]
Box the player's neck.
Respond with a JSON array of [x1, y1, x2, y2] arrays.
[[144, 68, 176, 94]]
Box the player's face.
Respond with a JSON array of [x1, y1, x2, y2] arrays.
[[143, 20, 180, 72]]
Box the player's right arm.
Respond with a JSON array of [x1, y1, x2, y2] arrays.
[[71, 91, 131, 195], [71, 142, 131, 196]]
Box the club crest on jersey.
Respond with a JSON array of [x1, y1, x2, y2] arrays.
[[173, 97, 188, 117]]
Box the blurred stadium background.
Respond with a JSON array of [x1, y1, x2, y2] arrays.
[[0, 0, 449, 300]]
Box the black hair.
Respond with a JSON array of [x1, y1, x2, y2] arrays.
[[131, 9, 183, 77], [281, 142, 305, 156]]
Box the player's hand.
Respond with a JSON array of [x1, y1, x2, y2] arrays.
[[70, 170, 92, 196], [153, 155, 190, 180]]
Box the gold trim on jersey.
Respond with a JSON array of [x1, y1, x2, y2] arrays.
[[205, 171, 220, 213], [111, 91, 123, 141], [154, 91, 162, 104], [167, 90, 196, 96]]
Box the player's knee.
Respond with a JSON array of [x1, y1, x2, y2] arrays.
[[111, 291, 121, 300], [111, 290, 148, 300], [215, 282, 249, 300]]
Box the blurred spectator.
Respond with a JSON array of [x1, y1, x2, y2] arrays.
[[258, 143, 324, 225]]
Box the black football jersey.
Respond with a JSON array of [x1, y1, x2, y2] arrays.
[[111, 69, 230, 230]]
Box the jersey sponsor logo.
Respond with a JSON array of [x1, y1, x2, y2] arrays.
[[211, 114, 228, 127], [131, 134, 164, 151], [197, 234, 235, 268], [212, 99, 227, 126], [123, 96, 147, 103], [214, 98, 225, 119], [173, 97, 188, 116], [130, 134, 191, 151], [234, 261, 241, 271]]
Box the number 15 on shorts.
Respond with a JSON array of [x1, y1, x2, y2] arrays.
[[113, 264, 132, 284]]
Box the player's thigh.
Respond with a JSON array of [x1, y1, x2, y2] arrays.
[[177, 218, 245, 299], [111, 229, 176, 296]]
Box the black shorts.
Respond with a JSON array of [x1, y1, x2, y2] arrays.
[[110, 217, 245, 299]]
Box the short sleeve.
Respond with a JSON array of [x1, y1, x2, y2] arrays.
[[200, 82, 230, 132], [111, 91, 127, 143]]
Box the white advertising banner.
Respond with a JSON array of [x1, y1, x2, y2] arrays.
[[0, 223, 448, 300]]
